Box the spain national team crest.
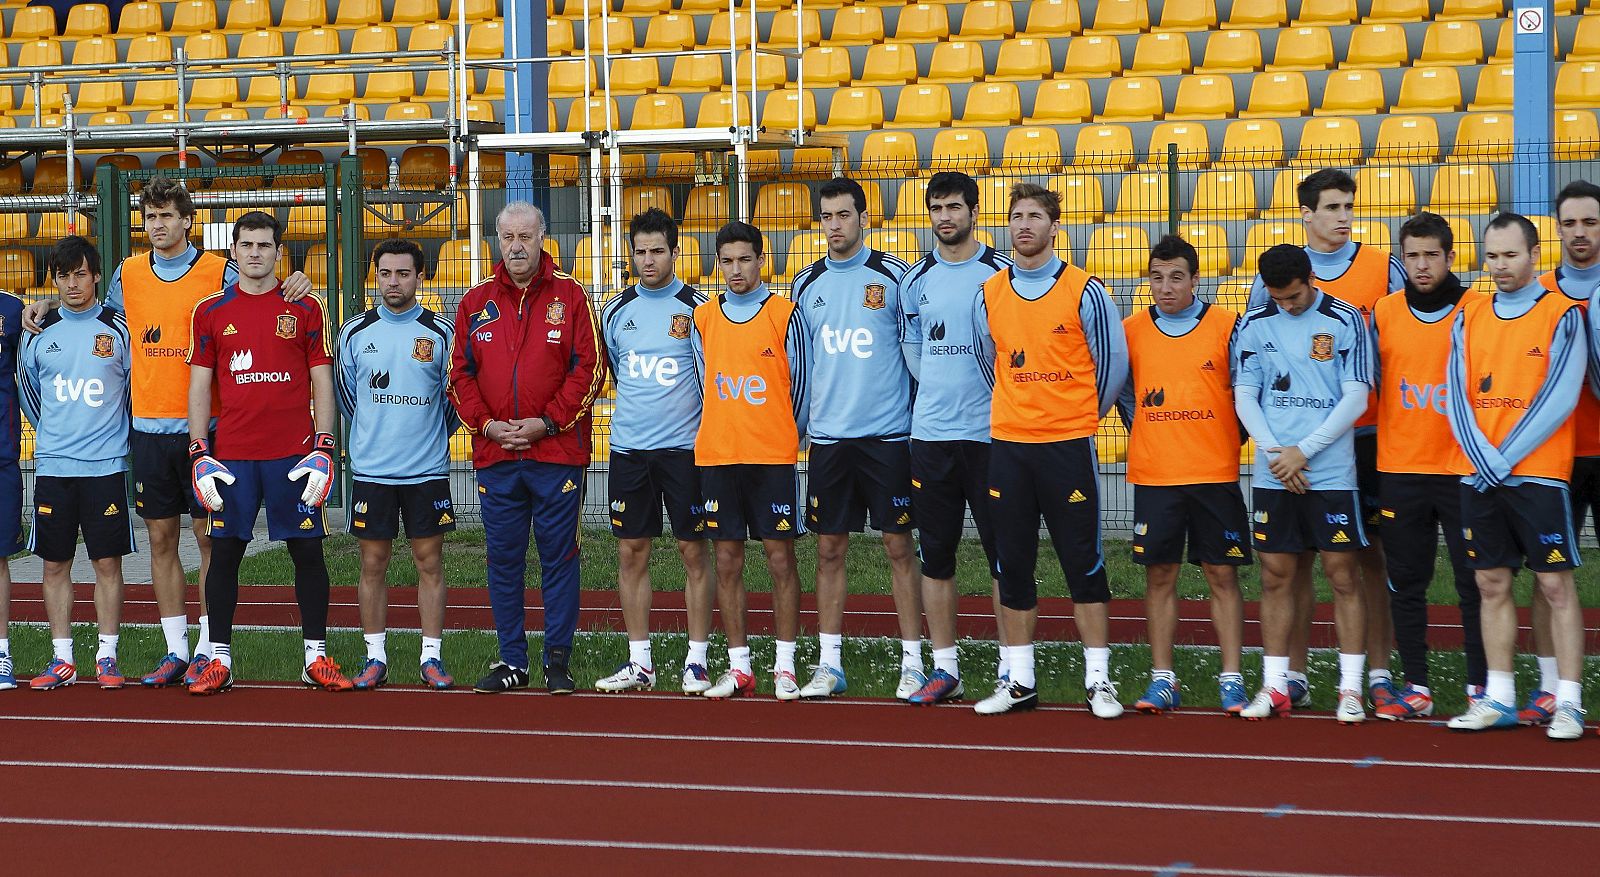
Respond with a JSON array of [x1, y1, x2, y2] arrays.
[[668, 313, 691, 339], [863, 283, 886, 310], [91, 333, 114, 358], [413, 337, 435, 363], [1309, 332, 1334, 362], [545, 300, 566, 325], [276, 314, 298, 340]]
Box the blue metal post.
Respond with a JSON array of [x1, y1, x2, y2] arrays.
[[1512, 0, 1555, 215], [504, 0, 545, 205]]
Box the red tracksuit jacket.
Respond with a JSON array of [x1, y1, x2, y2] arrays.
[[448, 253, 606, 470]]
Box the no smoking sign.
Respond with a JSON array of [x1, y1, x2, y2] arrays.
[[1516, 6, 1545, 35]]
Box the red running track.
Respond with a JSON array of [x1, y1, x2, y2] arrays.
[[1, 685, 1598, 874], [11, 582, 1600, 649]]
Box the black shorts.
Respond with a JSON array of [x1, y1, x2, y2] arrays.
[[805, 438, 914, 534], [988, 437, 1109, 610], [608, 449, 705, 541], [1251, 488, 1369, 554], [30, 473, 135, 562], [1354, 432, 1382, 530], [132, 430, 207, 519], [0, 460, 22, 557], [702, 463, 803, 541], [1132, 483, 1252, 567], [910, 439, 998, 580], [1569, 456, 1600, 538], [349, 478, 456, 541], [1461, 482, 1579, 572]]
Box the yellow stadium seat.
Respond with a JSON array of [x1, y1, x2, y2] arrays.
[[994, 37, 1054, 80], [747, 51, 794, 91], [0, 248, 33, 289], [1168, 75, 1235, 120], [64, 3, 110, 37], [1438, 0, 1504, 20], [929, 129, 989, 173], [407, 22, 448, 53], [608, 57, 660, 95], [1132, 32, 1193, 75], [1394, 66, 1462, 113], [1087, 226, 1152, 279], [1060, 35, 1123, 78], [828, 6, 885, 45], [1556, 110, 1600, 161], [618, 185, 673, 222], [680, 186, 730, 231], [301, 72, 355, 104], [891, 3, 947, 42], [1218, 119, 1284, 166], [762, 89, 817, 130], [1449, 112, 1515, 163], [1557, 62, 1600, 109], [1052, 174, 1105, 223], [1419, 21, 1484, 66], [1469, 63, 1514, 110], [860, 131, 918, 174], [779, 233, 827, 283], [363, 72, 414, 104], [1214, 281, 1252, 311], [183, 32, 228, 62], [1196, 29, 1263, 72], [1345, 24, 1409, 68], [1144, 121, 1211, 167], [885, 178, 929, 228], [1529, 216, 1562, 272], [1156, 0, 1218, 31], [673, 236, 704, 285], [1087, 0, 1150, 35], [999, 126, 1062, 172], [1112, 173, 1169, 221], [1348, 220, 1392, 251], [755, 183, 812, 230], [1571, 16, 1600, 61], [278, 0, 326, 30], [1223, 0, 1287, 29], [89, 111, 133, 126], [960, 0, 1017, 38], [1023, 0, 1082, 36], [662, 55, 720, 93], [8, 5, 55, 40], [235, 29, 285, 70], [1365, 0, 1429, 21], [117, 1, 163, 35], [385, 102, 432, 122], [70, 37, 116, 67], [19, 83, 67, 115], [957, 83, 1022, 127], [923, 40, 984, 82], [1172, 223, 1232, 275], [33, 157, 84, 194], [1437, 216, 1477, 272], [638, 14, 691, 51], [892, 84, 953, 126], [1244, 221, 1306, 265], [221, 0, 270, 31], [1295, 0, 1356, 25], [1268, 27, 1335, 70], [548, 60, 595, 99], [1350, 166, 1416, 217], [631, 94, 685, 130], [822, 87, 884, 131], [347, 25, 398, 60], [865, 230, 919, 262], [1370, 115, 1441, 164], [334, 0, 383, 26], [128, 79, 178, 110], [596, 17, 634, 54], [263, 104, 309, 120], [75, 83, 125, 114], [433, 240, 493, 287], [1099, 77, 1164, 122], [1072, 124, 1136, 170], [292, 26, 340, 60], [1027, 79, 1092, 124], [703, 11, 752, 50], [1430, 165, 1498, 214], [565, 97, 618, 132], [694, 93, 750, 129], [448, 0, 498, 23], [1290, 117, 1363, 165], [16, 38, 61, 69], [127, 33, 173, 67], [860, 43, 919, 84], [1315, 70, 1385, 115], [1188, 171, 1258, 221]]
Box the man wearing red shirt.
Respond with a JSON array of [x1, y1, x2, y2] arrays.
[[450, 201, 605, 694], [183, 212, 349, 695]]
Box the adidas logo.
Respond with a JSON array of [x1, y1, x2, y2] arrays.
[[299, 518, 314, 530], [1262, 341, 1277, 352], [761, 347, 776, 357], [776, 518, 791, 532], [1332, 530, 1350, 544], [439, 512, 454, 525], [361, 342, 377, 354], [1051, 323, 1068, 335], [561, 479, 577, 493], [44, 342, 60, 354], [1201, 360, 1216, 371], [896, 512, 910, 526], [810, 297, 825, 309], [1547, 548, 1566, 564], [1527, 346, 1544, 357], [103, 503, 119, 516], [223, 323, 238, 336], [1067, 489, 1087, 503], [621, 319, 636, 331], [918, 293, 929, 305], [1226, 546, 1244, 558]]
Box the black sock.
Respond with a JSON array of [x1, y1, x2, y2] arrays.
[[287, 537, 331, 641], [204, 538, 249, 647]]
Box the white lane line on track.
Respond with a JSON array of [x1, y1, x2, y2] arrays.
[[0, 814, 1381, 875], [4, 759, 1597, 832], [3, 714, 1594, 775]]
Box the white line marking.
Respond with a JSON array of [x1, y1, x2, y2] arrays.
[[3, 714, 1594, 775], [0, 814, 1381, 875], [4, 759, 1596, 831]]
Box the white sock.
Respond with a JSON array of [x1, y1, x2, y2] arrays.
[[364, 632, 387, 664], [1084, 646, 1111, 688], [1285, 669, 1307, 687], [901, 639, 923, 672], [932, 646, 959, 678], [819, 633, 843, 671], [1367, 668, 1392, 687], [0, 636, 7, 656], [686, 639, 709, 668], [1152, 668, 1177, 684], [195, 615, 212, 659], [1556, 679, 1584, 710], [1007, 644, 1036, 689], [1486, 670, 1516, 707], [51, 637, 73, 664], [96, 634, 118, 662], [1538, 655, 1560, 693], [1219, 671, 1244, 684], [996, 648, 1010, 680], [774, 639, 796, 676], [420, 636, 442, 664], [159, 615, 189, 660], [1337, 653, 1365, 692], [212, 642, 233, 669], [728, 646, 752, 676], [304, 639, 326, 667], [1264, 655, 1290, 694], [628, 638, 652, 670]]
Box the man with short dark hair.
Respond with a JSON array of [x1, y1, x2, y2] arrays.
[[1370, 212, 1486, 719], [595, 207, 713, 694], [899, 170, 1012, 704], [1236, 244, 1372, 723], [1118, 234, 1250, 715], [1446, 213, 1588, 740], [336, 238, 458, 690]]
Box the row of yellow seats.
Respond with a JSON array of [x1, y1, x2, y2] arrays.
[[554, 0, 1537, 54], [1, 0, 495, 41]]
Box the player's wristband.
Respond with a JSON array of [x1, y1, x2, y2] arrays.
[[313, 432, 336, 453], [188, 437, 212, 463]]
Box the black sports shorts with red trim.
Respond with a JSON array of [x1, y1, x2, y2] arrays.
[[702, 463, 803, 541], [1132, 483, 1252, 567], [1250, 488, 1368, 554], [1461, 481, 1579, 572], [806, 438, 913, 535], [608, 449, 705, 541]]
